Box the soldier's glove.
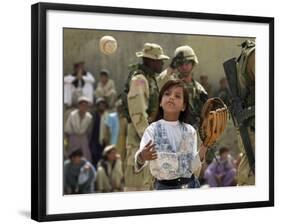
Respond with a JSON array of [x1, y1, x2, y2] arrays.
[[170, 52, 185, 69], [170, 56, 179, 69], [199, 97, 228, 147]]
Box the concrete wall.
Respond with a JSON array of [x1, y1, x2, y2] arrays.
[[63, 28, 254, 94]]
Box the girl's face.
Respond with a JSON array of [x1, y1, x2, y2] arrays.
[[160, 86, 186, 115]]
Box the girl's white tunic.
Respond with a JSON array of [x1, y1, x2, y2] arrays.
[[135, 119, 202, 180]]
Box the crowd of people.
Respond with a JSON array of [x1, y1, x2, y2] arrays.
[[63, 41, 254, 194]]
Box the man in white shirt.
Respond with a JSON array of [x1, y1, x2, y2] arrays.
[[65, 96, 93, 162], [64, 61, 95, 107]]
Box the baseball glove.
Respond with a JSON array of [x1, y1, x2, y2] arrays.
[[199, 97, 228, 147]]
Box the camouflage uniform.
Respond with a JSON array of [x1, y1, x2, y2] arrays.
[[236, 40, 255, 185], [182, 79, 208, 127], [157, 45, 208, 128], [124, 43, 169, 191]]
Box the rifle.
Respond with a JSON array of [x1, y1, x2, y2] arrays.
[[223, 58, 255, 174]]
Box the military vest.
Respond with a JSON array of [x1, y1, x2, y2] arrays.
[[122, 64, 159, 123], [237, 40, 255, 108], [236, 41, 255, 129]]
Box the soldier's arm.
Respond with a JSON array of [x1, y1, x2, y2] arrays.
[[200, 91, 208, 103], [157, 68, 175, 91], [247, 51, 255, 81], [196, 81, 209, 102], [127, 74, 149, 138]]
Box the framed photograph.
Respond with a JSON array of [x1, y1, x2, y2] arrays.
[[31, 2, 274, 222]]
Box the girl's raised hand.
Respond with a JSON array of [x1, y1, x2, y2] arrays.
[[140, 140, 158, 161]]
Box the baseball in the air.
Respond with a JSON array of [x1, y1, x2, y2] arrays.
[[99, 36, 118, 55]]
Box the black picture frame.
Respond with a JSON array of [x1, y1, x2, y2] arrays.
[[31, 2, 274, 222]]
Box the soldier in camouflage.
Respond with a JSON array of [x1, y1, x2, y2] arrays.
[[157, 45, 208, 128], [123, 43, 169, 191], [236, 40, 255, 185]]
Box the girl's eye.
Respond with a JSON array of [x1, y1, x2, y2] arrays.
[[175, 95, 181, 98], [164, 91, 170, 96]]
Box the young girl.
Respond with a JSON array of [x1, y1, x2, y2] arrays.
[[135, 80, 208, 190]]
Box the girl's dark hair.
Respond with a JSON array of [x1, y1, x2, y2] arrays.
[[153, 79, 189, 123]]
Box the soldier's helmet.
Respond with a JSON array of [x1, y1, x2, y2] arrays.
[[136, 43, 169, 60], [240, 40, 255, 49], [174, 45, 199, 65]]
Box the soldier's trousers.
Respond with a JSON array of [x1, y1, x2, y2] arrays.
[[124, 123, 154, 191], [123, 144, 154, 191], [124, 164, 154, 191]]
